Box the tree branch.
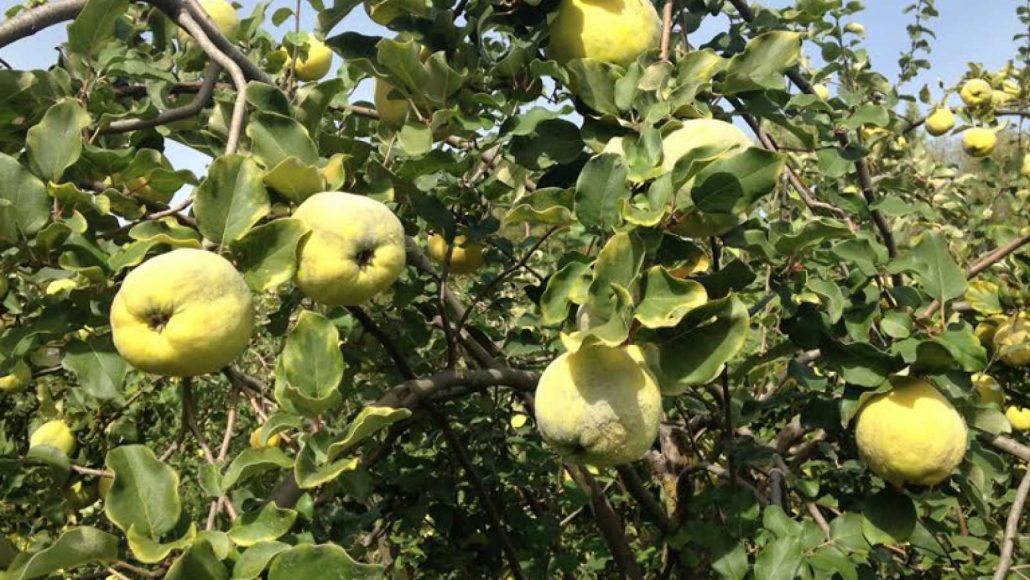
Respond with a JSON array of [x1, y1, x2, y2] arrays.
[[102, 63, 221, 134], [994, 467, 1030, 580], [0, 0, 86, 49], [427, 405, 527, 580], [566, 464, 644, 580], [170, 9, 246, 154], [659, 0, 674, 61], [616, 464, 674, 533]]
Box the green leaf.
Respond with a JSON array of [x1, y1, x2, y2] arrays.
[[5, 527, 117, 580], [575, 154, 630, 230], [862, 488, 916, 544], [326, 406, 412, 458], [565, 59, 619, 115], [104, 445, 182, 539], [228, 503, 297, 547], [67, 0, 128, 57], [62, 337, 127, 401], [398, 121, 432, 157], [820, 339, 902, 388], [231, 218, 310, 292], [651, 295, 750, 393], [540, 261, 592, 325], [888, 231, 965, 305], [511, 119, 584, 171], [221, 448, 294, 491], [635, 266, 708, 329], [753, 536, 802, 580], [505, 187, 575, 225], [268, 544, 384, 579], [964, 280, 1002, 315], [193, 154, 271, 245], [0, 152, 50, 243], [246, 111, 319, 167], [166, 540, 228, 580], [26, 99, 90, 182], [720, 31, 801, 95], [263, 156, 325, 203], [829, 513, 869, 553], [127, 524, 197, 564], [295, 406, 410, 489], [592, 230, 645, 290], [691, 148, 786, 214], [275, 310, 345, 416], [233, 541, 291, 580]]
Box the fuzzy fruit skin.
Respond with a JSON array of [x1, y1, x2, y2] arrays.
[[534, 344, 661, 467], [294, 192, 406, 306], [30, 420, 76, 456], [1007, 407, 1030, 430], [993, 313, 1030, 366], [294, 38, 333, 82], [924, 108, 955, 136], [427, 234, 486, 275], [1022, 153, 1030, 178], [373, 79, 410, 128], [962, 128, 996, 158], [855, 377, 967, 487], [250, 428, 282, 449], [547, 0, 660, 67], [198, 0, 238, 35], [110, 249, 254, 377], [960, 79, 993, 107], [974, 373, 1004, 406], [0, 360, 31, 394]]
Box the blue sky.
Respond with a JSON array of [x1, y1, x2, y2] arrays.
[[3, 0, 1025, 179]]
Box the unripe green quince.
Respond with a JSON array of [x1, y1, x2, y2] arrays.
[[30, 420, 76, 456], [0, 360, 31, 394]]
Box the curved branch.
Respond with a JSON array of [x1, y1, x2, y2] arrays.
[[172, 10, 246, 154], [180, 0, 269, 83], [0, 0, 86, 49], [102, 62, 221, 134]]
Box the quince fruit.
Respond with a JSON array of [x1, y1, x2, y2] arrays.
[[924, 107, 955, 136], [110, 249, 254, 376], [294, 192, 406, 306], [427, 234, 486, 275], [535, 344, 661, 467], [548, 0, 660, 67], [962, 127, 996, 157], [855, 377, 967, 487], [0, 360, 31, 394], [959, 78, 993, 107], [30, 419, 76, 457]]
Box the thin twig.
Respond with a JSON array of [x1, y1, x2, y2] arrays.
[[455, 225, 562, 333], [172, 10, 246, 154], [216, 386, 239, 462], [616, 465, 674, 532], [995, 467, 1030, 580], [659, 0, 674, 61], [565, 464, 644, 580]]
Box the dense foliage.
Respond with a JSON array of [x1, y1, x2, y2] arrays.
[[0, 0, 1029, 578]]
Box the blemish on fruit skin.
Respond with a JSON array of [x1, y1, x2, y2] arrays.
[[355, 247, 376, 270]]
